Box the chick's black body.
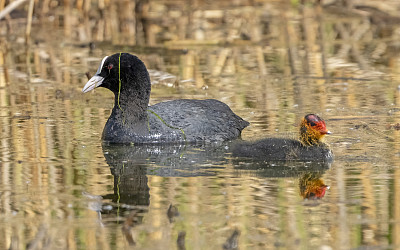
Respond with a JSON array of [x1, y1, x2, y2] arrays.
[[84, 53, 249, 144], [232, 138, 333, 162], [232, 114, 333, 162]]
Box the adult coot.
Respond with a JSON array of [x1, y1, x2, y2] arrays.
[[232, 114, 333, 161], [83, 53, 249, 144]]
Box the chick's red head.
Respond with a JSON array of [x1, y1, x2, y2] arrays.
[[300, 114, 331, 146]]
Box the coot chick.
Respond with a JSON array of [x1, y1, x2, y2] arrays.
[[83, 53, 249, 144], [232, 114, 333, 161]]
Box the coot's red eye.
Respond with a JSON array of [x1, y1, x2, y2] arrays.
[[107, 64, 113, 70]]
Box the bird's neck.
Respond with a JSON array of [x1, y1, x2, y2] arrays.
[[300, 135, 320, 146], [112, 89, 150, 124], [300, 126, 324, 146]]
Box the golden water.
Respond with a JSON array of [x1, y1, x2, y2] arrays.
[[1, 1, 400, 249]]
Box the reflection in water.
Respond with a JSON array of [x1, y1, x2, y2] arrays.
[[102, 142, 234, 247], [1, 0, 400, 249], [233, 159, 331, 178], [103, 142, 332, 177], [101, 142, 331, 248], [102, 143, 231, 177], [107, 163, 150, 207], [103, 142, 331, 209], [299, 172, 329, 200], [167, 204, 180, 223], [177, 231, 186, 250], [223, 229, 240, 250], [101, 142, 230, 214], [101, 146, 150, 245], [82, 191, 104, 222], [121, 210, 138, 246]]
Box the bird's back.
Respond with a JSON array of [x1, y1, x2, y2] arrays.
[[148, 99, 249, 143]]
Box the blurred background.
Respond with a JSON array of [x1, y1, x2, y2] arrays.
[[1, 0, 400, 249]]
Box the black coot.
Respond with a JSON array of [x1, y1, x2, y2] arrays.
[[83, 53, 249, 144]]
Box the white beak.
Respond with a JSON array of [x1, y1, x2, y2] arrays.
[[82, 75, 105, 93], [82, 56, 109, 93]]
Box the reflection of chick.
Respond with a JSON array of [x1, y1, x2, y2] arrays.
[[299, 173, 329, 199], [232, 114, 333, 161]]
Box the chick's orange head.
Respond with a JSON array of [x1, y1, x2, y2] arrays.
[[304, 114, 330, 136], [300, 114, 331, 146]]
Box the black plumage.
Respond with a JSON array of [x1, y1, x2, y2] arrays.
[[83, 53, 249, 144]]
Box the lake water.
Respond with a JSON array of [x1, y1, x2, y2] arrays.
[[1, 1, 400, 249]]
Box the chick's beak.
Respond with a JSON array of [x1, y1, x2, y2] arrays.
[[319, 130, 331, 135], [315, 120, 331, 135]]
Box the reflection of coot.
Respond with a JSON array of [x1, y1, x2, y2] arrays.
[[102, 142, 232, 178], [100, 142, 234, 228], [103, 138, 333, 181], [100, 157, 149, 229], [101, 134, 333, 206], [109, 164, 150, 206], [101, 142, 233, 214], [102, 144, 150, 207]]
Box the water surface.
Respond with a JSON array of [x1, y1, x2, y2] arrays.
[[1, 1, 400, 249]]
